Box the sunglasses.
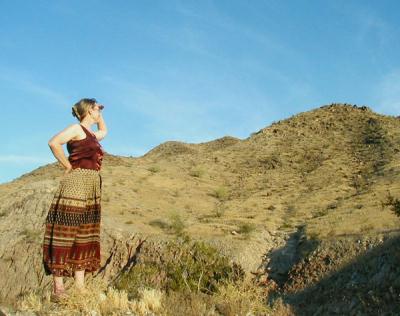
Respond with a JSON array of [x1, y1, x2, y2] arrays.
[[93, 104, 104, 111]]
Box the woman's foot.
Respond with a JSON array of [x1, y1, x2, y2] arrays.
[[74, 285, 89, 294], [50, 289, 68, 303]]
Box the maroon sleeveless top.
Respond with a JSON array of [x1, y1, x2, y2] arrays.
[[67, 124, 104, 171]]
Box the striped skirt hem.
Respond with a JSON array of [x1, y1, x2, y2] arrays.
[[42, 168, 102, 277]]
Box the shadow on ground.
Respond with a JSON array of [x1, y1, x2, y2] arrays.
[[278, 234, 400, 315]]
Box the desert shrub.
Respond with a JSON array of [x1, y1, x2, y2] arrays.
[[300, 150, 324, 173], [168, 212, 186, 235], [149, 213, 186, 235], [258, 154, 282, 170], [163, 277, 276, 316], [280, 222, 293, 230], [213, 201, 226, 218], [21, 228, 41, 243], [312, 208, 329, 218], [114, 237, 244, 300], [286, 205, 296, 213], [363, 117, 384, 145], [149, 219, 170, 229], [147, 165, 160, 173], [211, 186, 229, 201], [351, 174, 367, 195], [213, 278, 274, 316], [237, 222, 256, 237], [326, 202, 338, 209], [359, 223, 374, 233], [383, 192, 400, 217], [189, 167, 205, 178]]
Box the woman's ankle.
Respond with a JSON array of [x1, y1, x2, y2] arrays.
[[53, 287, 65, 295]]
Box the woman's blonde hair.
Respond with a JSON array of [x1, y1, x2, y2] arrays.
[[71, 98, 97, 121]]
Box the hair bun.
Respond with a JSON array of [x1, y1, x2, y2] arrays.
[[72, 106, 81, 120]]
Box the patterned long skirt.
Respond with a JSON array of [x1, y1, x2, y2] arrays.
[[42, 168, 102, 277]]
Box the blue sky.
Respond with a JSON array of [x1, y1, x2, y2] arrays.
[[1, 0, 399, 184]]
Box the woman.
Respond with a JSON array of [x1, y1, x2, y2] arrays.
[[42, 98, 107, 301]]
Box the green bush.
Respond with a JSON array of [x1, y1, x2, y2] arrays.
[[168, 212, 186, 236], [189, 167, 205, 178], [384, 192, 400, 217], [114, 237, 244, 299], [212, 186, 229, 201], [237, 222, 256, 236], [147, 165, 161, 173], [149, 218, 170, 229]]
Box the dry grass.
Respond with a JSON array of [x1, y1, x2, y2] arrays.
[[162, 277, 294, 315], [16, 279, 163, 316]]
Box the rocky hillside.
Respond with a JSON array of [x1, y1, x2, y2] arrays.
[[1, 103, 400, 314]]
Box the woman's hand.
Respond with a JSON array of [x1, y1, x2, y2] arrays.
[[95, 110, 103, 123]]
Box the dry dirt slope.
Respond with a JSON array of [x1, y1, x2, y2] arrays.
[[0, 103, 400, 311]]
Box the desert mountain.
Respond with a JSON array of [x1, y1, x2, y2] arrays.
[[1, 103, 399, 314]]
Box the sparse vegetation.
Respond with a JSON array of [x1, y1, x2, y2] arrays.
[[312, 208, 329, 218], [280, 222, 293, 230], [213, 201, 226, 218], [132, 187, 139, 193], [168, 212, 186, 236], [359, 223, 374, 232], [383, 191, 400, 217], [211, 186, 229, 201], [286, 205, 296, 213], [149, 218, 170, 230], [326, 202, 338, 209], [147, 165, 161, 173], [114, 237, 245, 299], [300, 149, 325, 173], [258, 154, 282, 170], [237, 222, 256, 237], [20, 228, 41, 243], [15, 279, 163, 316], [116, 179, 125, 185], [351, 116, 393, 193], [189, 166, 205, 178], [171, 188, 180, 197]]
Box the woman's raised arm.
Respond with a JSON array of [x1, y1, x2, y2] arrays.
[[93, 111, 107, 141]]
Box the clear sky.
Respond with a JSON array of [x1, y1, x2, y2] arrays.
[[1, 0, 399, 184]]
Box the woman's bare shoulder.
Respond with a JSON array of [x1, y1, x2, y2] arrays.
[[68, 123, 81, 129], [49, 124, 82, 145]]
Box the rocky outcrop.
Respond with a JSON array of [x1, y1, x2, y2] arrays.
[[0, 178, 155, 304], [259, 231, 400, 315]]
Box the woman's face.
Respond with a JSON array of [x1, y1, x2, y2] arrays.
[[89, 103, 103, 121]]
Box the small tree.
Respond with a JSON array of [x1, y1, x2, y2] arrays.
[[383, 191, 400, 217]]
